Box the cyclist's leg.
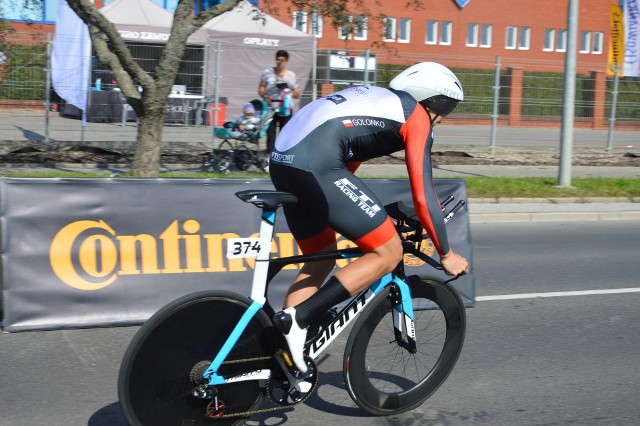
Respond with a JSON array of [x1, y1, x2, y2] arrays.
[[271, 165, 403, 371]]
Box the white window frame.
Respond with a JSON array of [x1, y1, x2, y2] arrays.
[[579, 30, 591, 53], [557, 29, 567, 52], [292, 11, 307, 33], [384, 17, 397, 42], [441, 21, 452, 45], [338, 14, 352, 40], [519, 27, 531, 50], [480, 24, 492, 48], [426, 20, 438, 44], [543, 28, 555, 51], [593, 32, 604, 54], [310, 12, 323, 38], [466, 23, 478, 47], [354, 15, 368, 41], [505, 26, 517, 49], [399, 18, 411, 43]]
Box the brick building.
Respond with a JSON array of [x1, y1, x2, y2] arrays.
[[265, 0, 614, 75]]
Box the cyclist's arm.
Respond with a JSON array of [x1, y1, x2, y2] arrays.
[[400, 105, 451, 256]]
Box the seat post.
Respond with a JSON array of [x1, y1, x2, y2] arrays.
[[250, 207, 277, 304]]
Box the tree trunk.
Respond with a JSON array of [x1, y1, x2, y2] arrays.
[[131, 110, 165, 177]]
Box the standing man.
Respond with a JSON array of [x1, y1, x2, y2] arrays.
[[258, 50, 301, 154]]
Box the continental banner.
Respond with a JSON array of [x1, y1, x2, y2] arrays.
[[0, 178, 474, 332]]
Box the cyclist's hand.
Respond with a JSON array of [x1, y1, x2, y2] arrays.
[[440, 250, 469, 276]]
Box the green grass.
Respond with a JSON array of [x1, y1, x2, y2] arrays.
[[465, 177, 640, 198], [2, 171, 638, 199]]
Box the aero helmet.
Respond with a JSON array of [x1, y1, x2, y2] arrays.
[[389, 62, 463, 117]]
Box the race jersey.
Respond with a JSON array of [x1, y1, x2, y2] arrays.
[[272, 85, 450, 256]]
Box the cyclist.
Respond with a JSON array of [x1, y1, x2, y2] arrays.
[[270, 62, 469, 373]]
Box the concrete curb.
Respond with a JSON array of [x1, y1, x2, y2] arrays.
[[469, 210, 640, 223]]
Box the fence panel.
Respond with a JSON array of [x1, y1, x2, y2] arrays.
[[1, 32, 639, 145]]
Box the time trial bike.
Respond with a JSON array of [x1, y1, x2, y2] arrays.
[[118, 189, 467, 425]]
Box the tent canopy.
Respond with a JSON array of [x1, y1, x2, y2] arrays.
[[100, 0, 174, 42], [201, 1, 314, 118], [99, 0, 315, 119]]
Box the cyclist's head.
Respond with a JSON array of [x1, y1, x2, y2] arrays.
[[389, 62, 463, 120]]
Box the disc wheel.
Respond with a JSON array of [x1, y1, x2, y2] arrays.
[[118, 290, 276, 426], [343, 277, 466, 415]]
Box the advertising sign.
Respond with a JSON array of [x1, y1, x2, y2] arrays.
[[0, 178, 474, 332]]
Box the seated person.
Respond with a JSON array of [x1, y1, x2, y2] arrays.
[[225, 103, 260, 140]]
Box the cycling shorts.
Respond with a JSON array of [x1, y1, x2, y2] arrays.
[[270, 164, 396, 254]]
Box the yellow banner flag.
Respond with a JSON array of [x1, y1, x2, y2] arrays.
[[608, 4, 624, 75]]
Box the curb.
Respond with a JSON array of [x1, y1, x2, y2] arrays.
[[469, 210, 640, 223]]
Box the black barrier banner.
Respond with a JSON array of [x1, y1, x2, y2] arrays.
[[0, 178, 474, 332]]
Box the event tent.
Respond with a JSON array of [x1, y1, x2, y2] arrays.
[[197, 1, 314, 118], [99, 0, 314, 119]]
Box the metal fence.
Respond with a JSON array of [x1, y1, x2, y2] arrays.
[[1, 33, 639, 145]]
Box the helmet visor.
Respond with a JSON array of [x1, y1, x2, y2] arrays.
[[421, 95, 459, 117]]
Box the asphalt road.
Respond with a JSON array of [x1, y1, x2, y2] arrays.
[[1, 220, 639, 426]]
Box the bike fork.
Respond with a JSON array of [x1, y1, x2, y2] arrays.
[[391, 278, 417, 353]]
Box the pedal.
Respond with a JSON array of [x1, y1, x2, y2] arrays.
[[270, 352, 317, 406]]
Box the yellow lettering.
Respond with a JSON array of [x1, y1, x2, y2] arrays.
[[117, 234, 160, 275], [182, 220, 205, 272], [50, 220, 117, 290], [79, 235, 118, 278], [160, 220, 183, 273]]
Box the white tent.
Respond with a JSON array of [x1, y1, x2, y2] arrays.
[[100, 0, 315, 119], [100, 0, 175, 43], [199, 1, 314, 119]]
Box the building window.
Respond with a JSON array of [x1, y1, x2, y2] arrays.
[[338, 15, 352, 40], [354, 15, 368, 41], [441, 21, 452, 45], [506, 26, 517, 49], [593, 32, 604, 54], [426, 20, 438, 44], [556, 29, 567, 52], [519, 27, 531, 50], [480, 24, 492, 48], [399, 18, 411, 43], [580, 31, 591, 53], [384, 17, 397, 42], [466, 23, 478, 47], [310, 12, 323, 38], [544, 28, 555, 51], [292, 11, 307, 33]]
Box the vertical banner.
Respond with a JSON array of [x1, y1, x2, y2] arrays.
[[609, 4, 624, 75], [623, 0, 640, 77], [51, 0, 92, 110], [0, 178, 474, 332]]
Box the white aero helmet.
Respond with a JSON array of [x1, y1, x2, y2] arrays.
[[389, 62, 463, 117]]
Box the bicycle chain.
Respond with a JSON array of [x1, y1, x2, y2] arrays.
[[204, 355, 319, 420]]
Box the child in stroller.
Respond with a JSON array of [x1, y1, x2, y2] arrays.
[[226, 102, 261, 141], [203, 99, 272, 173]]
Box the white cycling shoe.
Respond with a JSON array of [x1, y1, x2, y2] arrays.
[[272, 307, 308, 373]]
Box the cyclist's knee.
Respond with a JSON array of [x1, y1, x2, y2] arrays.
[[376, 237, 403, 274]]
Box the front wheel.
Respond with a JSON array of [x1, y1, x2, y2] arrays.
[[118, 290, 275, 426], [343, 277, 466, 416]]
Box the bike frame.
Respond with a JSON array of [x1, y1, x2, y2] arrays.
[[203, 205, 416, 386]]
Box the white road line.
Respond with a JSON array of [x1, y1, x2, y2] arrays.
[[476, 288, 640, 301]]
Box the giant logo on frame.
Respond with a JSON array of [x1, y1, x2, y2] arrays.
[[454, 0, 471, 7]]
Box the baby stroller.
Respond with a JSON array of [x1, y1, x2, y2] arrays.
[[202, 99, 272, 173]]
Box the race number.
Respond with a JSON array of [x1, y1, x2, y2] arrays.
[[226, 238, 264, 258]]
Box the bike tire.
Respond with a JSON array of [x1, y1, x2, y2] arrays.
[[343, 276, 466, 416], [118, 290, 275, 426]]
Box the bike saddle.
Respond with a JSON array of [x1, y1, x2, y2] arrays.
[[236, 190, 298, 210]]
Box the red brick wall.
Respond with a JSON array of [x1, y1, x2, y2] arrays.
[[263, 0, 614, 74]]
